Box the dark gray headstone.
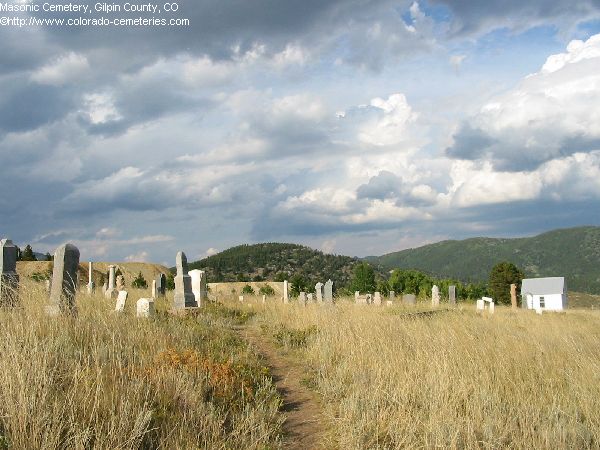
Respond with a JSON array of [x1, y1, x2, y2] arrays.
[[48, 243, 80, 315], [173, 251, 197, 309], [0, 239, 19, 307]]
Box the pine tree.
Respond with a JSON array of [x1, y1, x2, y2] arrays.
[[488, 262, 524, 305]]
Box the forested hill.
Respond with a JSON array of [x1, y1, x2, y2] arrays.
[[366, 226, 600, 294], [188, 243, 363, 287]]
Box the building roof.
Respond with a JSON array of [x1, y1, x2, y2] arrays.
[[521, 277, 565, 295]]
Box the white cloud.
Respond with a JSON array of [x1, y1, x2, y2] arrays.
[[31, 52, 90, 85], [125, 251, 149, 262], [358, 94, 419, 146]]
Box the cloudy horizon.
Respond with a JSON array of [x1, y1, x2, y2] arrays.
[[1, 0, 600, 265]]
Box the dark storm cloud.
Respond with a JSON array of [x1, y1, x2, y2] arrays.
[[356, 171, 402, 200]]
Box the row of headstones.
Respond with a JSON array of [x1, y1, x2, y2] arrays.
[[354, 285, 458, 306], [0, 239, 207, 316], [282, 279, 334, 304]]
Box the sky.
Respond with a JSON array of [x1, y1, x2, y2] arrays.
[[1, 0, 600, 264]]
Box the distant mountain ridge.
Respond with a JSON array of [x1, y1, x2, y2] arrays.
[[366, 226, 600, 294]]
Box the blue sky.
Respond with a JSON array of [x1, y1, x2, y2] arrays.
[[1, 0, 600, 264]]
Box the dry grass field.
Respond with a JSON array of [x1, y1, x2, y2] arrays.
[[3, 282, 600, 449], [0, 281, 282, 449], [246, 297, 600, 449]]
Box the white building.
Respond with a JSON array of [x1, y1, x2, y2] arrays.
[[521, 277, 567, 311]]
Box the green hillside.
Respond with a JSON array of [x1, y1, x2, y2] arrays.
[[366, 226, 600, 294], [188, 243, 364, 288]]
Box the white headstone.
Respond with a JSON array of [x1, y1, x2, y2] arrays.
[[386, 300, 393, 307], [432, 285, 440, 307], [262, 294, 266, 304], [105, 265, 118, 299], [476, 299, 485, 311], [324, 279, 333, 302], [373, 292, 382, 306], [315, 282, 324, 302], [87, 261, 95, 294], [136, 298, 155, 318], [151, 280, 157, 299], [389, 291, 395, 302], [189, 269, 207, 307], [489, 302, 495, 314], [115, 290, 128, 312], [307, 293, 314, 302], [239, 295, 244, 303], [299, 292, 307, 306], [283, 280, 289, 304]]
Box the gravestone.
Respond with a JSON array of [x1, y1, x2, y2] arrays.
[[156, 273, 166, 297], [262, 294, 266, 304], [365, 294, 373, 304], [87, 262, 95, 294], [45, 279, 51, 294], [389, 291, 395, 302], [105, 265, 118, 299], [386, 300, 393, 307], [102, 282, 108, 293], [0, 239, 19, 306], [189, 269, 207, 307], [373, 292, 382, 306], [239, 295, 244, 303], [510, 284, 517, 309], [315, 282, 324, 302], [137, 298, 155, 318], [476, 299, 485, 311], [355, 291, 360, 302], [151, 280, 157, 299], [489, 302, 495, 314], [299, 292, 307, 306], [307, 293, 314, 302], [283, 280, 289, 304], [324, 279, 333, 302], [47, 243, 80, 316], [115, 290, 128, 312], [449, 285, 456, 305], [432, 285, 440, 307], [403, 294, 416, 305], [173, 252, 197, 309]]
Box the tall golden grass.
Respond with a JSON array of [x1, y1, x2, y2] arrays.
[[252, 298, 600, 449], [0, 281, 282, 449]]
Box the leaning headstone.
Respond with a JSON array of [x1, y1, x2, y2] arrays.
[[47, 243, 80, 316], [115, 290, 128, 312], [510, 284, 518, 310], [403, 294, 416, 305], [105, 265, 118, 299], [137, 298, 155, 318], [173, 252, 197, 309], [431, 285, 440, 307], [449, 285, 456, 305], [189, 269, 206, 307], [87, 262, 95, 294], [283, 280, 289, 304], [315, 282, 324, 302], [0, 239, 19, 307], [373, 292, 382, 306], [389, 291, 395, 302], [324, 279, 333, 302], [156, 273, 166, 297]]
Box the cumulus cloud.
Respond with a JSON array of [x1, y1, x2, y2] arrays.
[[446, 33, 600, 171]]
